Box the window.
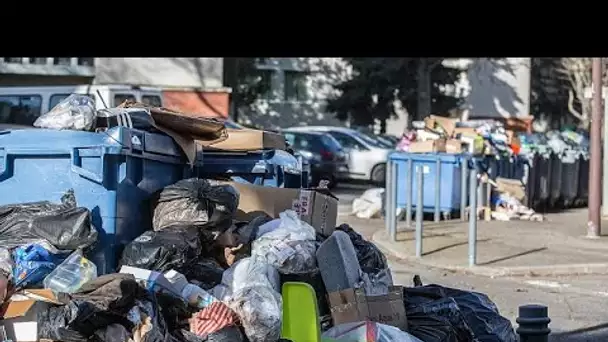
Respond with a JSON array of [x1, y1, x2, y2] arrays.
[[284, 70, 308, 102], [257, 69, 274, 100], [113, 93, 136, 107], [284, 133, 296, 147], [320, 134, 342, 152], [49, 94, 71, 110], [328, 131, 368, 151], [53, 58, 72, 66], [77, 58, 94, 66], [0, 95, 43, 125], [29, 57, 48, 65], [3, 58, 22, 63], [142, 95, 162, 107]]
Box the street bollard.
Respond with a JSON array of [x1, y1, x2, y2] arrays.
[[406, 158, 413, 227], [516, 304, 551, 342], [385, 161, 393, 235], [460, 156, 468, 221], [434, 158, 441, 222], [390, 161, 398, 242], [415, 166, 424, 258], [468, 167, 478, 267]]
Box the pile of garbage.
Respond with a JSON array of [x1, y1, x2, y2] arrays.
[[0, 177, 519, 342]]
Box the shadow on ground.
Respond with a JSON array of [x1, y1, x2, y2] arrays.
[[551, 323, 608, 341]]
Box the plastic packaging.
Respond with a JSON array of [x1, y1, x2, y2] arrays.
[[322, 321, 423, 342], [43, 250, 97, 294], [0, 247, 13, 277], [252, 210, 317, 274], [12, 241, 69, 289], [215, 257, 282, 342], [182, 284, 218, 308], [34, 94, 96, 131]]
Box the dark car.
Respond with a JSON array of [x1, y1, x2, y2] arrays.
[[283, 130, 349, 188]]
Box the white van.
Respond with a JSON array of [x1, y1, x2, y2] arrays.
[[0, 84, 164, 126]]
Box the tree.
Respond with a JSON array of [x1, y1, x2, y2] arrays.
[[326, 58, 463, 133], [223, 58, 272, 122], [557, 58, 608, 129]]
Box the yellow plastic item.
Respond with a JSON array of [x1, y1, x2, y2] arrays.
[[281, 282, 322, 342]]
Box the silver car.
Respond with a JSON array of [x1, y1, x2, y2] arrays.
[[284, 126, 392, 185]]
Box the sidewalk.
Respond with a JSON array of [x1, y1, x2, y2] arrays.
[[352, 209, 608, 277]]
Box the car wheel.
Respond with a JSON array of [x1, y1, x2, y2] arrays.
[[370, 163, 386, 186]]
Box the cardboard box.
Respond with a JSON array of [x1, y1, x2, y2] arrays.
[[228, 182, 338, 235], [1, 289, 61, 342], [424, 115, 459, 137], [327, 286, 407, 331], [495, 177, 526, 201], [453, 127, 478, 136], [446, 139, 463, 153], [204, 128, 286, 152], [408, 139, 446, 153], [506, 130, 521, 146]]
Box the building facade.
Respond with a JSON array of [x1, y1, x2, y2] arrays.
[[0, 57, 231, 117]]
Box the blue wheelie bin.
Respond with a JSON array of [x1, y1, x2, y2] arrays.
[[196, 149, 302, 188], [0, 127, 191, 274]]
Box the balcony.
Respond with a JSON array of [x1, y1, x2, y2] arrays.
[[0, 57, 96, 77]]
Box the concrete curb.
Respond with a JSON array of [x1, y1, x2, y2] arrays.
[[372, 230, 608, 278]]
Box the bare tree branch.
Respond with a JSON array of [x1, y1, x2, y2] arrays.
[[567, 89, 584, 120]]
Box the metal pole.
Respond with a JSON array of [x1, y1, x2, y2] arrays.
[[415, 166, 424, 258], [434, 159, 441, 222], [603, 86, 608, 217], [390, 161, 398, 242], [468, 167, 478, 266], [385, 161, 393, 235], [460, 156, 468, 221], [589, 58, 602, 238], [406, 158, 413, 227]]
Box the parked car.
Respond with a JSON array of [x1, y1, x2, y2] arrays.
[[283, 130, 349, 188], [284, 126, 392, 185]]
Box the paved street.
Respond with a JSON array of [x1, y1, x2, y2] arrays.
[[333, 183, 608, 340]]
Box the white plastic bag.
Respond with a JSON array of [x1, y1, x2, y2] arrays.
[[252, 210, 317, 274], [322, 321, 423, 342], [34, 94, 96, 131]]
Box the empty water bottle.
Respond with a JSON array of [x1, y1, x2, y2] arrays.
[[43, 250, 97, 294]]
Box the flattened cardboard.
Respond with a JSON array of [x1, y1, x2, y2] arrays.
[[227, 182, 338, 235], [496, 177, 526, 201], [328, 286, 408, 331], [408, 139, 446, 153], [445, 139, 463, 154], [1, 289, 61, 342], [204, 129, 287, 152], [425, 115, 459, 137]]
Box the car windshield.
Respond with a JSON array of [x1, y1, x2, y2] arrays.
[[352, 131, 391, 148], [320, 134, 343, 152]]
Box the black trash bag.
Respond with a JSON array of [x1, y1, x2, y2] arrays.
[[129, 298, 180, 342], [91, 324, 132, 342], [38, 274, 143, 342], [0, 189, 98, 250], [335, 224, 387, 274], [152, 178, 239, 236], [405, 296, 476, 342], [404, 285, 517, 342], [213, 215, 273, 267], [155, 291, 193, 333], [119, 225, 202, 273], [184, 258, 226, 290]]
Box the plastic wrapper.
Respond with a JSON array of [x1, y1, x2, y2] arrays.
[[252, 210, 317, 274], [0, 247, 13, 277], [12, 241, 69, 289], [119, 226, 202, 274], [213, 257, 282, 342], [0, 189, 98, 250], [95, 107, 155, 131], [360, 268, 394, 296], [34, 94, 96, 131], [153, 179, 239, 238], [405, 284, 517, 342], [322, 321, 423, 342]]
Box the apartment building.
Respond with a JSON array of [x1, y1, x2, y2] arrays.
[[0, 57, 231, 117], [240, 58, 350, 129]]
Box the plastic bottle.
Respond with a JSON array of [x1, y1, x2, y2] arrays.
[[181, 284, 218, 308], [43, 250, 97, 294]]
